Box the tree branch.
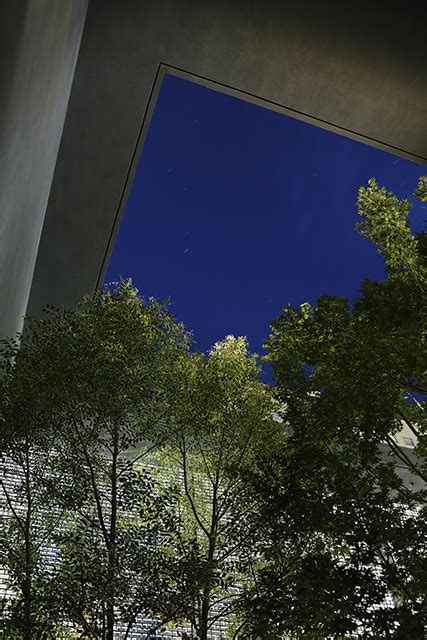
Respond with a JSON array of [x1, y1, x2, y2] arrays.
[[397, 407, 422, 440], [180, 433, 210, 538], [385, 435, 426, 483], [56, 372, 111, 548], [0, 477, 25, 534]]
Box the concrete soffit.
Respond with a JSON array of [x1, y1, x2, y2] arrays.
[[27, 0, 427, 318], [94, 62, 427, 292]]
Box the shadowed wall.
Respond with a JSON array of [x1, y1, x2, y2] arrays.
[[0, 0, 88, 338]]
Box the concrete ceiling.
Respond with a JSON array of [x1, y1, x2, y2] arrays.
[[28, 0, 427, 315]]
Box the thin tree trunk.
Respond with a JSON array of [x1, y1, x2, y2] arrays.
[[199, 534, 216, 640], [199, 470, 221, 640], [106, 426, 119, 640], [200, 480, 220, 640], [199, 593, 210, 640], [23, 440, 32, 640], [23, 516, 32, 640]]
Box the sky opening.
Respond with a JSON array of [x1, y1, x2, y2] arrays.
[[105, 73, 425, 378]]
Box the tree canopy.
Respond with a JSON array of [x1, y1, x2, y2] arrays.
[[0, 176, 426, 639], [0, 281, 195, 638], [234, 176, 426, 638]]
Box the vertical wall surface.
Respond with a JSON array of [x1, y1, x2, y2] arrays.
[[0, 0, 88, 339]]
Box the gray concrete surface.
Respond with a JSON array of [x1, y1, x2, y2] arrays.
[[8, 0, 427, 320], [0, 0, 87, 339]]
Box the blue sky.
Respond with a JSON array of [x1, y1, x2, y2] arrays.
[[106, 73, 425, 374]]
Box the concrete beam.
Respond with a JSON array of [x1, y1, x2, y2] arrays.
[[0, 0, 87, 338]]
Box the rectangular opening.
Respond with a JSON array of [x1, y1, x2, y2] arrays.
[[104, 67, 425, 377]]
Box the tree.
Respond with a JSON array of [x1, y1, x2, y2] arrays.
[[0, 329, 80, 639], [234, 177, 426, 638], [0, 280, 198, 638], [49, 467, 200, 638], [162, 335, 279, 640]]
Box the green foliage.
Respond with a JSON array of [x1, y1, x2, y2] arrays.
[[2, 170, 426, 640], [356, 178, 425, 287], [47, 468, 199, 637], [162, 335, 279, 639], [414, 175, 427, 202], [236, 177, 426, 638], [0, 280, 196, 638], [0, 332, 80, 639]]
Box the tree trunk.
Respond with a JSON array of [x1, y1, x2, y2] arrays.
[[23, 522, 32, 640], [199, 591, 210, 640], [199, 534, 216, 640], [22, 440, 33, 640], [106, 427, 119, 640]]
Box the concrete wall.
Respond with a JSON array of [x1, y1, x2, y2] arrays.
[[394, 422, 418, 449], [0, 0, 87, 339], [26, 0, 427, 318]]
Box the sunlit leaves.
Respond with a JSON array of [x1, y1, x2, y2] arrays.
[[237, 177, 427, 638]]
